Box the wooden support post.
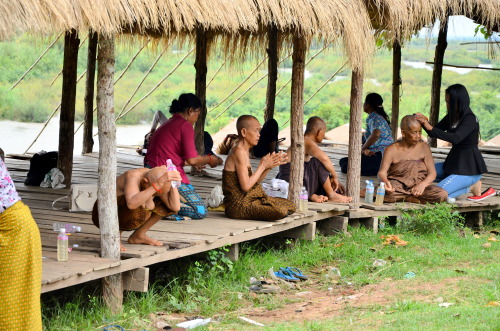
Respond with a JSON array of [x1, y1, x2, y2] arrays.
[[360, 217, 379, 234], [194, 28, 208, 157], [391, 41, 401, 141], [58, 30, 80, 186], [346, 68, 364, 205], [287, 33, 306, 206], [276, 223, 316, 241], [224, 243, 239, 262], [82, 31, 98, 154], [265, 24, 278, 122], [123, 267, 149, 292], [317, 216, 348, 235], [428, 17, 448, 148], [96, 33, 122, 313], [464, 211, 483, 229]]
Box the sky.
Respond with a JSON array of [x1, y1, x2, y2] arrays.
[[419, 15, 499, 39]]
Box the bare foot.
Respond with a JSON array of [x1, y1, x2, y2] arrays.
[[310, 194, 328, 203], [328, 192, 352, 203], [470, 180, 482, 196], [128, 232, 164, 247], [120, 243, 127, 252]]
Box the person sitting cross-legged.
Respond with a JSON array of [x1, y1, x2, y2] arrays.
[[277, 116, 352, 203], [377, 115, 448, 203], [92, 166, 181, 251], [223, 115, 296, 221]]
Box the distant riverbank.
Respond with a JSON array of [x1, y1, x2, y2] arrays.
[[0, 120, 150, 156]]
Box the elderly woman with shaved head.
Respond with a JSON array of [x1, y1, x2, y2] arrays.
[[377, 115, 448, 203]]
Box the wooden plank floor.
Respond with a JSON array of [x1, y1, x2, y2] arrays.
[[5, 145, 500, 293]]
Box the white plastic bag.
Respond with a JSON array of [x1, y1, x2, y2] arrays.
[[262, 179, 289, 198], [206, 185, 224, 207], [40, 168, 66, 189]]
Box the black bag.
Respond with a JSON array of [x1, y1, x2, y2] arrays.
[[24, 151, 58, 186]]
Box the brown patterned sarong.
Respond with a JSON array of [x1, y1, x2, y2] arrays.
[[222, 167, 296, 221], [385, 160, 447, 203], [277, 157, 330, 198], [92, 195, 173, 231]]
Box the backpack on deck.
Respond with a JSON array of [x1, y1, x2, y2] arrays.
[[24, 151, 58, 186]]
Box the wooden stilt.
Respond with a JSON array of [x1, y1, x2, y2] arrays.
[[288, 33, 306, 206], [58, 30, 80, 186], [194, 28, 208, 157], [391, 41, 401, 141], [82, 31, 98, 154], [428, 17, 448, 148], [224, 244, 239, 262], [265, 24, 278, 122], [346, 69, 364, 204], [317, 216, 348, 235], [96, 33, 122, 313]]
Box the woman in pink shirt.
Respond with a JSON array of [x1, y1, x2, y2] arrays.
[[145, 93, 222, 219]]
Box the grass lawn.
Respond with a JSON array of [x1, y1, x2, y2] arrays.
[[42, 209, 500, 330]]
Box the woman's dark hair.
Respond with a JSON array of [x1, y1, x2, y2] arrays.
[[365, 93, 390, 125], [169, 93, 202, 114], [445, 84, 473, 126]]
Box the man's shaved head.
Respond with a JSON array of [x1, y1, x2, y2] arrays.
[[304, 116, 326, 135], [236, 115, 259, 137], [400, 115, 420, 131]]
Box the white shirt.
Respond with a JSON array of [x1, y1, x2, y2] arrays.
[[0, 158, 20, 213]]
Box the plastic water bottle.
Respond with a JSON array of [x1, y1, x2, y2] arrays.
[[375, 182, 386, 205], [299, 186, 309, 212], [364, 180, 374, 203], [53, 222, 81, 233], [57, 228, 69, 262], [166, 159, 181, 188]]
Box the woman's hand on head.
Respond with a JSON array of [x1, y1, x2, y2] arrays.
[[414, 113, 428, 124]]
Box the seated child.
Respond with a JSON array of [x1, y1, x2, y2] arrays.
[[222, 115, 296, 220], [92, 166, 181, 251], [378, 115, 447, 203], [277, 116, 352, 203]]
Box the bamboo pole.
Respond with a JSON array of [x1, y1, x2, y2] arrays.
[[115, 48, 194, 122], [114, 38, 150, 85], [265, 24, 279, 122], [58, 30, 80, 187], [208, 56, 267, 113], [11, 32, 64, 90], [428, 16, 448, 148], [288, 33, 306, 206], [74, 40, 149, 135], [24, 69, 87, 154], [115, 45, 169, 120], [346, 68, 364, 205], [281, 61, 348, 126], [425, 62, 499, 71], [391, 41, 402, 141], [213, 53, 292, 120], [96, 33, 122, 314], [49, 35, 89, 87], [206, 58, 227, 88]]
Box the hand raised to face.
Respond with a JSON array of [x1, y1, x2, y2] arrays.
[[260, 151, 288, 169]]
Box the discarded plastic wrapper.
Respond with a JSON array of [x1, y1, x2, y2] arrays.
[[176, 318, 211, 329], [262, 179, 289, 198]]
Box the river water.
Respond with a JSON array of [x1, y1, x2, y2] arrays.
[[0, 120, 150, 156]]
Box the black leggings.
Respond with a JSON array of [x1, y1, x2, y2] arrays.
[[253, 119, 279, 158], [339, 151, 383, 177]]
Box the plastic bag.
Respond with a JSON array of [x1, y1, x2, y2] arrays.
[[40, 168, 66, 189], [262, 179, 289, 198], [207, 185, 224, 207]]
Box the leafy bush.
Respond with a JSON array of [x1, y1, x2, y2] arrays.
[[397, 203, 464, 235]]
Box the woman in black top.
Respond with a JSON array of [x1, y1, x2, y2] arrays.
[[415, 84, 488, 201]]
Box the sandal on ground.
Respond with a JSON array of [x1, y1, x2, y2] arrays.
[[274, 270, 299, 282], [249, 284, 280, 293], [280, 267, 308, 280]]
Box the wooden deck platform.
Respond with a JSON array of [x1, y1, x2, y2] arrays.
[[5, 145, 500, 293]]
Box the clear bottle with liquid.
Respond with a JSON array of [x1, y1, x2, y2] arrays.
[[53, 222, 81, 233], [166, 159, 181, 189], [364, 180, 374, 203], [375, 182, 386, 206], [299, 186, 309, 212], [57, 228, 69, 262]]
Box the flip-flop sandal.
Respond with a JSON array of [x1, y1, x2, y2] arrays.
[[249, 284, 280, 293], [274, 270, 299, 282], [281, 267, 308, 280]]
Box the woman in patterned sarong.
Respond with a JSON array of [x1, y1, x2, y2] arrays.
[[378, 115, 447, 203], [0, 158, 42, 330], [223, 115, 296, 220]]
